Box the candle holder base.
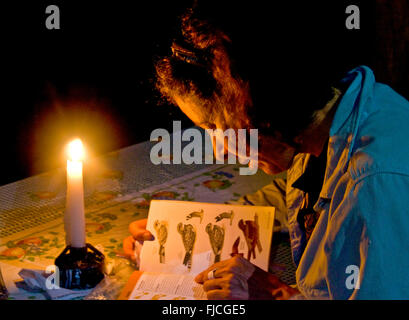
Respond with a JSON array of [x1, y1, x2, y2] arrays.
[[55, 243, 105, 290]]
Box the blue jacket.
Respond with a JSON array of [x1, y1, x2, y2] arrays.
[[291, 66, 409, 299]]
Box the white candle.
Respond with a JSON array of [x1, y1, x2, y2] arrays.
[[65, 138, 86, 248]]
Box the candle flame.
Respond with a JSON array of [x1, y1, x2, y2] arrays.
[[67, 138, 85, 161]]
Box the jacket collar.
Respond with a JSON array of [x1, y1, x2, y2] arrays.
[[318, 66, 375, 200]]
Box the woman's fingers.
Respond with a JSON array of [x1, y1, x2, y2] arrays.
[[195, 260, 227, 283], [129, 218, 154, 241], [123, 219, 154, 264], [123, 235, 136, 260], [195, 256, 256, 300], [195, 256, 255, 284], [202, 278, 222, 292], [204, 274, 250, 300]]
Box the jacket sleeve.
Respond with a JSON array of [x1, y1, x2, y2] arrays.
[[323, 172, 409, 299]]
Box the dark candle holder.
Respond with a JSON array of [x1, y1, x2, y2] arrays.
[[55, 243, 105, 290], [0, 266, 8, 300]]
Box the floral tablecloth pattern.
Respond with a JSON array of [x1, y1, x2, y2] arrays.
[[0, 134, 295, 299]]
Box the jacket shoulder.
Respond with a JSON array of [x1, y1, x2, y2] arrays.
[[348, 83, 409, 179]]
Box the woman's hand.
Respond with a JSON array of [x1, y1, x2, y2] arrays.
[[195, 255, 300, 300], [123, 219, 155, 262]]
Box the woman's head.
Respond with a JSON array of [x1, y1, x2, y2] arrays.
[[155, 1, 361, 173]]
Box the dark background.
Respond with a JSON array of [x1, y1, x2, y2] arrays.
[[1, 1, 194, 185], [0, 1, 408, 186]]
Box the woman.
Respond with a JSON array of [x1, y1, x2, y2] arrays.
[[124, 1, 409, 299]]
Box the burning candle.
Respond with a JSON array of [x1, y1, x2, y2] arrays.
[[65, 138, 86, 248]]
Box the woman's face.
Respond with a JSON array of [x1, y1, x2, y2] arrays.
[[175, 96, 297, 175]]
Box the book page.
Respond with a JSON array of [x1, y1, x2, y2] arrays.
[[140, 200, 275, 275], [128, 272, 207, 300]]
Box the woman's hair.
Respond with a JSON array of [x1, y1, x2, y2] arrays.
[[155, 1, 369, 142]]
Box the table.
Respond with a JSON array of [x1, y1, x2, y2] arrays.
[[0, 133, 296, 299]]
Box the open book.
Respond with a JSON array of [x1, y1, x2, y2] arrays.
[[119, 200, 275, 300]]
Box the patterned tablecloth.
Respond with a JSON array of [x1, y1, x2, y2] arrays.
[[0, 132, 296, 300]]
